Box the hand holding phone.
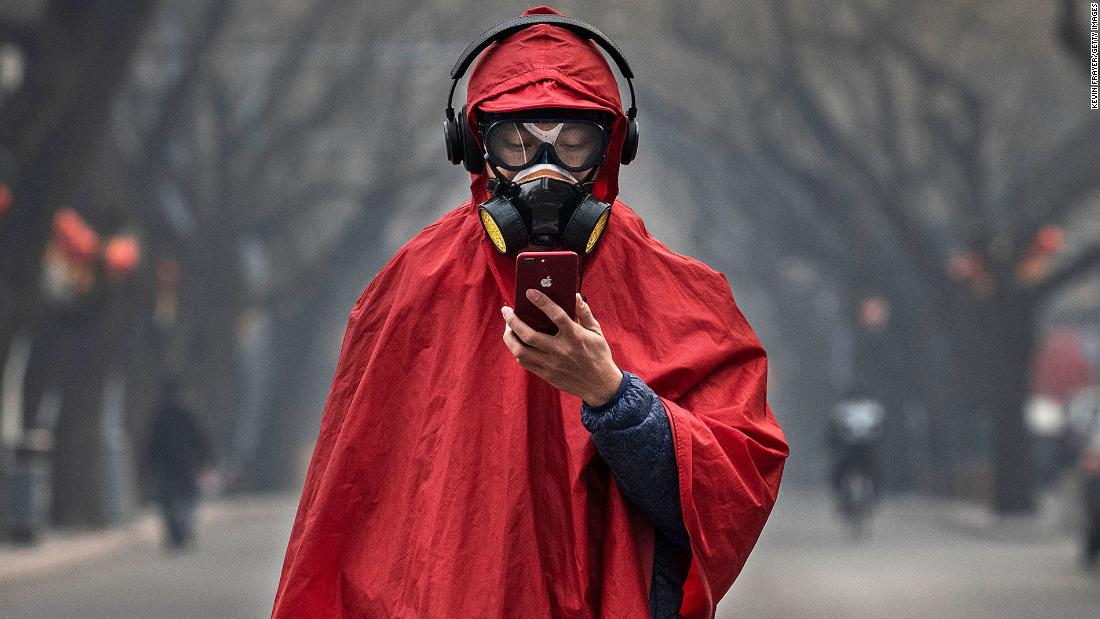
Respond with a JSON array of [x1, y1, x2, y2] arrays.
[[514, 251, 579, 335]]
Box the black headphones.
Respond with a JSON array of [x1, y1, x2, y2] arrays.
[[443, 14, 639, 174]]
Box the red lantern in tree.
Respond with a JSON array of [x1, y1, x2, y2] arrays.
[[104, 235, 141, 276], [0, 184, 11, 217], [1034, 225, 1064, 256], [859, 296, 890, 330], [948, 251, 982, 281], [52, 208, 99, 263]]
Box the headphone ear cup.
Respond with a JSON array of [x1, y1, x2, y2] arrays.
[[444, 115, 463, 165], [620, 119, 639, 165], [458, 105, 485, 173]]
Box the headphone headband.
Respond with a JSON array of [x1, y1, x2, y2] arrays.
[[445, 14, 637, 120]]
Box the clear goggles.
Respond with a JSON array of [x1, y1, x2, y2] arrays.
[[481, 112, 610, 173]]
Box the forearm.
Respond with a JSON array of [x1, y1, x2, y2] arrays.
[[581, 370, 689, 546]]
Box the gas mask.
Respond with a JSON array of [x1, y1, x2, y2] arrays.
[[476, 110, 613, 255]]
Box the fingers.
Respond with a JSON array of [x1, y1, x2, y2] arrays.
[[574, 293, 601, 332], [501, 306, 556, 351], [525, 289, 575, 334], [503, 324, 552, 371], [502, 325, 525, 356]]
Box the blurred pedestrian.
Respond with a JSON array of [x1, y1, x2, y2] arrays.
[[1081, 430, 1100, 568], [146, 376, 212, 552]]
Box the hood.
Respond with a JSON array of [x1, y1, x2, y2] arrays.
[[465, 6, 629, 208]]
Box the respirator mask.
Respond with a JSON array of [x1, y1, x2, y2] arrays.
[[476, 109, 614, 255]]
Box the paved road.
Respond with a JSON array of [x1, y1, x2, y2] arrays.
[[0, 496, 296, 619], [3, 490, 1099, 618], [721, 489, 1100, 618]]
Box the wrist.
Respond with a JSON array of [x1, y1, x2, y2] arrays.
[[584, 367, 625, 408]]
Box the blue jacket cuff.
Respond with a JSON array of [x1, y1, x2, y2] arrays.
[[583, 369, 630, 414]]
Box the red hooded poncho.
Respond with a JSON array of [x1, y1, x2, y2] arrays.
[[271, 7, 787, 618]]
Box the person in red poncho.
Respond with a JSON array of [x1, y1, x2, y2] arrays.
[[271, 7, 787, 619]]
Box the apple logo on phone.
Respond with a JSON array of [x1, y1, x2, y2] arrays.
[[540, 276, 552, 288]]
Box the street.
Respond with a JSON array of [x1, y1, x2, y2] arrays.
[[0, 495, 294, 619], [722, 489, 1100, 618], [2, 490, 1100, 618]]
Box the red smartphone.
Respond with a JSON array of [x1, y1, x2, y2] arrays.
[[515, 251, 579, 335]]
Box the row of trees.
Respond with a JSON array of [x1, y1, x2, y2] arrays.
[[641, 0, 1100, 511]]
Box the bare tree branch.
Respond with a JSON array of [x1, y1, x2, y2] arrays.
[[1003, 121, 1100, 269], [1035, 243, 1100, 298], [225, 0, 347, 154], [1059, 0, 1092, 71], [769, 2, 952, 292]]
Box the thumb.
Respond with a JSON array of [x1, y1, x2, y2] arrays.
[[575, 293, 601, 332]]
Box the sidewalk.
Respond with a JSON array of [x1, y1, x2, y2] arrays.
[[722, 487, 1100, 619], [900, 475, 1084, 543], [0, 492, 296, 584]]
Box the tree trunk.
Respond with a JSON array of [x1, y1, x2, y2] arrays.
[[989, 298, 1037, 514], [50, 309, 109, 526], [962, 290, 1037, 514]]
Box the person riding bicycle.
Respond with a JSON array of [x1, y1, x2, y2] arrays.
[[826, 386, 885, 515]]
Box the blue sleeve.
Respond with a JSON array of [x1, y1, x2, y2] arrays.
[[581, 370, 689, 547]]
